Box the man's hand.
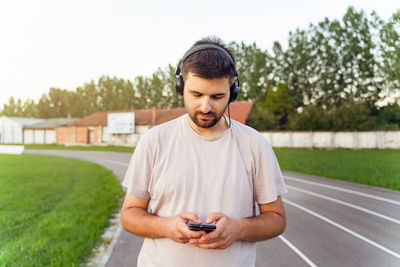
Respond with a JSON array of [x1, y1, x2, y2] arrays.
[[164, 212, 206, 243], [189, 197, 286, 249], [122, 193, 285, 247], [121, 194, 207, 242], [189, 212, 241, 249]]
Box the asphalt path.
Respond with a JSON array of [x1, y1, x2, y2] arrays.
[[25, 149, 400, 267]]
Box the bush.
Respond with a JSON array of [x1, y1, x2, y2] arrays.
[[246, 105, 279, 131], [329, 100, 376, 131], [287, 100, 377, 131], [246, 83, 295, 131], [288, 105, 331, 130], [376, 103, 400, 130]]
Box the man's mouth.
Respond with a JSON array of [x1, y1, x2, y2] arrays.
[[197, 112, 215, 120], [198, 114, 213, 120]]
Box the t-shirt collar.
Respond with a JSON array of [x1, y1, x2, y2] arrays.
[[183, 114, 231, 141]]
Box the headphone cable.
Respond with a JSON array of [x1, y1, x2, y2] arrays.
[[227, 103, 232, 128]]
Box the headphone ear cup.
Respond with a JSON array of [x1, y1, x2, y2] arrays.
[[229, 82, 238, 103], [175, 75, 184, 96]]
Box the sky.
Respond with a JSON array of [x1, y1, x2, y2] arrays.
[[0, 0, 399, 108]]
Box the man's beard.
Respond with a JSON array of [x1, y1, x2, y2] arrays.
[[188, 110, 225, 128]]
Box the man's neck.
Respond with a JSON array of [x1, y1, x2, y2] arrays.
[[186, 115, 229, 138]]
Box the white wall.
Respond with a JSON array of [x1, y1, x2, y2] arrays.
[[24, 129, 34, 144], [261, 131, 400, 149], [34, 129, 45, 144], [23, 129, 56, 144], [0, 116, 23, 144], [102, 125, 151, 146], [46, 129, 56, 144]]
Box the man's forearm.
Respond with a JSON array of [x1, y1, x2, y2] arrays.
[[236, 211, 286, 242], [121, 207, 168, 239]]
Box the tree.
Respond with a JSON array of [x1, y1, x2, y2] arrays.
[[246, 83, 294, 130], [332, 7, 382, 107], [230, 41, 272, 103], [1, 97, 23, 116], [376, 10, 400, 94], [97, 76, 135, 111], [258, 83, 294, 127], [274, 7, 384, 109], [75, 80, 101, 117], [20, 99, 38, 117], [36, 88, 72, 118], [157, 64, 184, 109], [273, 29, 314, 108], [148, 68, 170, 109]]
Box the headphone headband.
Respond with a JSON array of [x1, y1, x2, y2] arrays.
[[174, 43, 239, 103], [176, 44, 237, 75]]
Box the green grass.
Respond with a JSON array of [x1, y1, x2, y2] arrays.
[[0, 154, 124, 266], [274, 148, 400, 191], [23, 144, 134, 153]]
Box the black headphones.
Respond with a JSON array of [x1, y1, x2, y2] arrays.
[[174, 43, 239, 103]]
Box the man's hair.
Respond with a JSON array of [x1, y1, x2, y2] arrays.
[[181, 36, 237, 84]]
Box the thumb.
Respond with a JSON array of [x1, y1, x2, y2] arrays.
[[179, 212, 202, 224], [206, 212, 225, 224]]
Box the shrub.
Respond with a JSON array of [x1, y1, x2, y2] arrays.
[[376, 103, 400, 130]]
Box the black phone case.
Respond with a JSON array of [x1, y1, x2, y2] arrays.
[[187, 222, 216, 233]]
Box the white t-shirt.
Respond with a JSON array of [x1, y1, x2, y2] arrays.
[[122, 114, 287, 267]]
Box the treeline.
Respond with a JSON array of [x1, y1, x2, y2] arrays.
[[1, 66, 182, 119], [2, 7, 400, 130]]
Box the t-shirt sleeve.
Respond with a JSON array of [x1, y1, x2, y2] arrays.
[[254, 138, 288, 204], [121, 132, 154, 199]]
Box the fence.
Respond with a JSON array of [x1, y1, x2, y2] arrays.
[[260, 131, 400, 149]]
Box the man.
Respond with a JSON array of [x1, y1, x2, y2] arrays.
[[121, 37, 287, 267]]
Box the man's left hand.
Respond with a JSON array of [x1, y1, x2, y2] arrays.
[[189, 212, 241, 250]]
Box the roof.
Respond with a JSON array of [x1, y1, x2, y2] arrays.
[[8, 117, 44, 126], [141, 108, 188, 125], [67, 108, 187, 127], [223, 101, 254, 124], [25, 118, 81, 129], [67, 101, 253, 127]]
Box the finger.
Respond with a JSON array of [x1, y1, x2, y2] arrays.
[[205, 212, 225, 223], [180, 225, 206, 239], [188, 236, 203, 245], [180, 212, 202, 224], [187, 230, 206, 239], [197, 228, 223, 243], [195, 240, 226, 250], [202, 229, 221, 241]]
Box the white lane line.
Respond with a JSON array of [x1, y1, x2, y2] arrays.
[[278, 235, 317, 267], [103, 159, 129, 167], [285, 176, 400, 206], [287, 185, 400, 225], [284, 199, 400, 260]]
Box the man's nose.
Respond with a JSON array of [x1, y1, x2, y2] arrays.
[[200, 97, 212, 113]]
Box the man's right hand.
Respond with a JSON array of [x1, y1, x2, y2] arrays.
[[164, 212, 205, 243], [121, 194, 206, 242]]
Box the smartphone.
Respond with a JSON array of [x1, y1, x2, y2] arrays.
[[187, 222, 216, 233]]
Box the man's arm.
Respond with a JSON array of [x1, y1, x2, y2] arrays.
[[191, 196, 286, 249], [237, 195, 286, 241], [120, 193, 205, 243]]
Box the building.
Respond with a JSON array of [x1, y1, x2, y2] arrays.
[[57, 101, 254, 146], [56, 107, 187, 146], [0, 116, 44, 144], [23, 118, 79, 144]]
